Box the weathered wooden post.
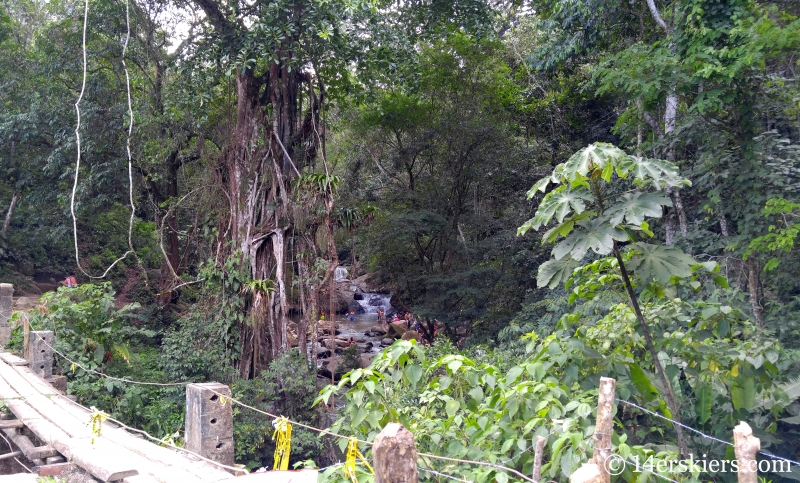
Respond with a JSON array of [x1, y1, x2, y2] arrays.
[[373, 423, 418, 483], [0, 283, 13, 345], [532, 435, 546, 483], [185, 383, 234, 467], [733, 422, 760, 483], [569, 377, 617, 483], [29, 331, 54, 379]]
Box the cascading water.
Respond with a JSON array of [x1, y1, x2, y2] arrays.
[[355, 292, 392, 315], [334, 266, 348, 282]]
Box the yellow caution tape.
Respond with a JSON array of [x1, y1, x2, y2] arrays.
[[88, 406, 109, 445], [272, 417, 292, 470], [343, 438, 374, 483]]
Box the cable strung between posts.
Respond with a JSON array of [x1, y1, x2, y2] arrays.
[[46, 392, 247, 474], [70, 0, 136, 279], [37, 333, 538, 482], [617, 399, 800, 468]]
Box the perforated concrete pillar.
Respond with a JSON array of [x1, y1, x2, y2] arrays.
[[185, 382, 234, 466], [0, 283, 12, 345], [28, 331, 54, 379]]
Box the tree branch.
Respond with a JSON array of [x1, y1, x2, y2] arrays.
[[645, 0, 669, 32], [192, 0, 234, 35]]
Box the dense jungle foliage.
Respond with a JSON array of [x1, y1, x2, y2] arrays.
[[2, 0, 800, 481]]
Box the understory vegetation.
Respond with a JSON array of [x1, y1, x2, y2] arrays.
[[2, 0, 800, 481]]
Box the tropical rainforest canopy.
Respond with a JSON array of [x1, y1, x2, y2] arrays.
[[1, 0, 800, 480]]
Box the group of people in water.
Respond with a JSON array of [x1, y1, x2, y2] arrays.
[[321, 307, 440, 345]]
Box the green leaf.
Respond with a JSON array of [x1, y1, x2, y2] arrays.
[[695, 383, 712, 424], [629, 363, 659, 402], [780, 415, 800, 425], [445, 399, 460, 418], [537, 258, 581, 289], [518, 186, 592, 235], [507, 366, 524, 382], [553, 217, 628, 260], [405, 364, 423, 385], [731, 376, 755, 410], [563, 143, 628, 180], [526, 177, 552, 198], [606, 192, 671, 226], [625, 243, 697, 283], [616, 156, 690, 189]]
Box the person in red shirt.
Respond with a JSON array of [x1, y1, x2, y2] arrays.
[[61, 273, 78, 288]]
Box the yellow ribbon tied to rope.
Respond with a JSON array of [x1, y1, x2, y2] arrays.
[[344, 438, 374, 483], [88, 406, 109, 445], [272, 417, 292, 470]]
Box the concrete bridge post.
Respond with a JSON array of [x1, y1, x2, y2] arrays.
[[29, 331, 54, 379], [0, 283, 12, 345], [185, 382, 234, 467]]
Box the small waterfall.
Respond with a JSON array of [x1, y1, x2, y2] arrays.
[[355, 292, 392, 314], [334, 266, 348, 282]]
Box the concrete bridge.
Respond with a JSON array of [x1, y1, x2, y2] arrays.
[[0, 283, 240, 481]]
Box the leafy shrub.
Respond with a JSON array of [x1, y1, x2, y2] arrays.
[[231, 350, 323, 470]]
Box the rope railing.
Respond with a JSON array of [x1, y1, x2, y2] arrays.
[[617, 398, 800, 468], [24, 333, 800, 481]]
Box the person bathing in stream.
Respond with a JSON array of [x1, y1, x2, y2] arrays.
[[348, 311, 355, 322]]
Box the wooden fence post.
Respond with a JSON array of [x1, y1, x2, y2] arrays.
[[570, 377, 617, 483], [185, 383, 234, 467], [29, 331, 54, 379], [0, 283, 12, 346], [373, 423, 418, 483], [532, 435, 546, 483], [733, 422, 760, 483]]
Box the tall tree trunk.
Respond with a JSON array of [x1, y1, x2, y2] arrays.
[[157, 149, 182, 308], [663, 94, 688, 239], [748, 260, 763, 326], [2, 140, 18, 236], [192, 0, 334, 377], [1, 193, 19, 236]]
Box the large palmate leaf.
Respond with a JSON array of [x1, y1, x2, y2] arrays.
[[606, 192, 672, 226], [552, 217, 628, 260], [562, 143, 628, 181], [518, 185, 592, 235], [537, 258, 581, 289], [526, 164, 571, 198], [616, 156, 691, 189], [625, 242, 696, 283], [541, 212, 595, 243]]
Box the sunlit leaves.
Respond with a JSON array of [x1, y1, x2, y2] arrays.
[[615, 156, 690, 189], [606, 192, 671, 225], [537, 258, 581, 289], [518, 186, 592, 235], [552, 217, 628, 261], [625, 243, 697, 284], [562, 142, 628, 181]]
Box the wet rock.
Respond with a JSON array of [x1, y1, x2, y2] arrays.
[[401, 331, 422, 342], [381, 338, 393, 346], [360, 353, 376, 368], [387, 323, 409, 339], [365, 326, 387, 336]]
